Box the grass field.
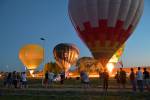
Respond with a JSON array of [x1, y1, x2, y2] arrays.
[[0, 78, 150, 100]]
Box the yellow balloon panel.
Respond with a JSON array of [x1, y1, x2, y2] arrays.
[[109, 44, 125, 63], [19, 44, 44, 70]]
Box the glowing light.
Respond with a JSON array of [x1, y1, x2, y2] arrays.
[[107, 63, 114, 73], [69, 73, 73, 76], [29, 70, 35, 77]]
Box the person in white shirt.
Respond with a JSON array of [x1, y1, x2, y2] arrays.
[[21, 72, 27, 88], [136, 67, 143, 92]]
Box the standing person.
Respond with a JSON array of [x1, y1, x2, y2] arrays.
[[60, 71, 65, 85], [80, 71, 84, 85], [12, 71, 17, 88], [16, 72, 21, 88], [3, 73, 8, 87], [119, 68, 127, 90], [115, 70, 120, 89], [6, 72, 12, 88], [143, 68, 150, 91], [43, 71, 49, 88], [101, 69, 109, 92], [48, 71, 54, 87], [80, 71, 89, 88], [99, 71, 103, 84], [21, 72, 27, 88], [136, 67, 143, 92], [83, 71, 90, 88], [129, 68, 136, 92]]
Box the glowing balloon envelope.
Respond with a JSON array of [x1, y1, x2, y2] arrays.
[[107, 44, 125, 73], [68, 0, 144, 67], [53, 43, 79, 71], [19, 44, 44, 76]]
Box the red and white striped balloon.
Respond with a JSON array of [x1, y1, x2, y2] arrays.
[[68, 0, 144, 67]]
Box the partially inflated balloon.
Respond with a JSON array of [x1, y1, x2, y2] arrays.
[[69, 0, 144, 67], [19, 44, 44, 75], [43, 62, 61, 74], [77, 57, 103, 72], [77, 57, 95, 72], [53, 43, 79, 71]]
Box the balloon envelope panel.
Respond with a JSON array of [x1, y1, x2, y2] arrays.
[[109, 44, 125, 63]]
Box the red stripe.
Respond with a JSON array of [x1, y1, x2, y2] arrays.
[[76, 19, 133, 59]]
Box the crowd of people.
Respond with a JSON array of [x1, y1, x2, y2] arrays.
[[78, 67, 150, 93], [42, 71, 67, 88], [2, 67, 150, 93], [42, 71, 55, 88], [129, 67, 150, 92], [3, 71, 27, 88], [114, 67, 150, 92]]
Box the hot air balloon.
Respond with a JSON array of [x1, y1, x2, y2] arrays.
[[77, 57, 103, 73], [68, 0, 144, 67], [43, 62, 61, 74], [19, 44, 44, 76], [53, 43, 79, 72]]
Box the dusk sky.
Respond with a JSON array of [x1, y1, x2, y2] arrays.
[[0, 0, 150, 71]]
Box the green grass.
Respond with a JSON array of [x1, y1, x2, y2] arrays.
[[0, 78, 150, 100]]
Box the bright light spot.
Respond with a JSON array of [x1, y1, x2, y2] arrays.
[[69, 73, 73, 76], [106, 63, 114, 73], [29, 70, 35, 77]]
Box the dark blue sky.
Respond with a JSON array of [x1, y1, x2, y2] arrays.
[[0, 0, 150, 71]]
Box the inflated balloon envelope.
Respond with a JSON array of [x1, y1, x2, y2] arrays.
[[68, 0, 144, 67], [19, 44, 44, 76], [53, 43, 80, 72]]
